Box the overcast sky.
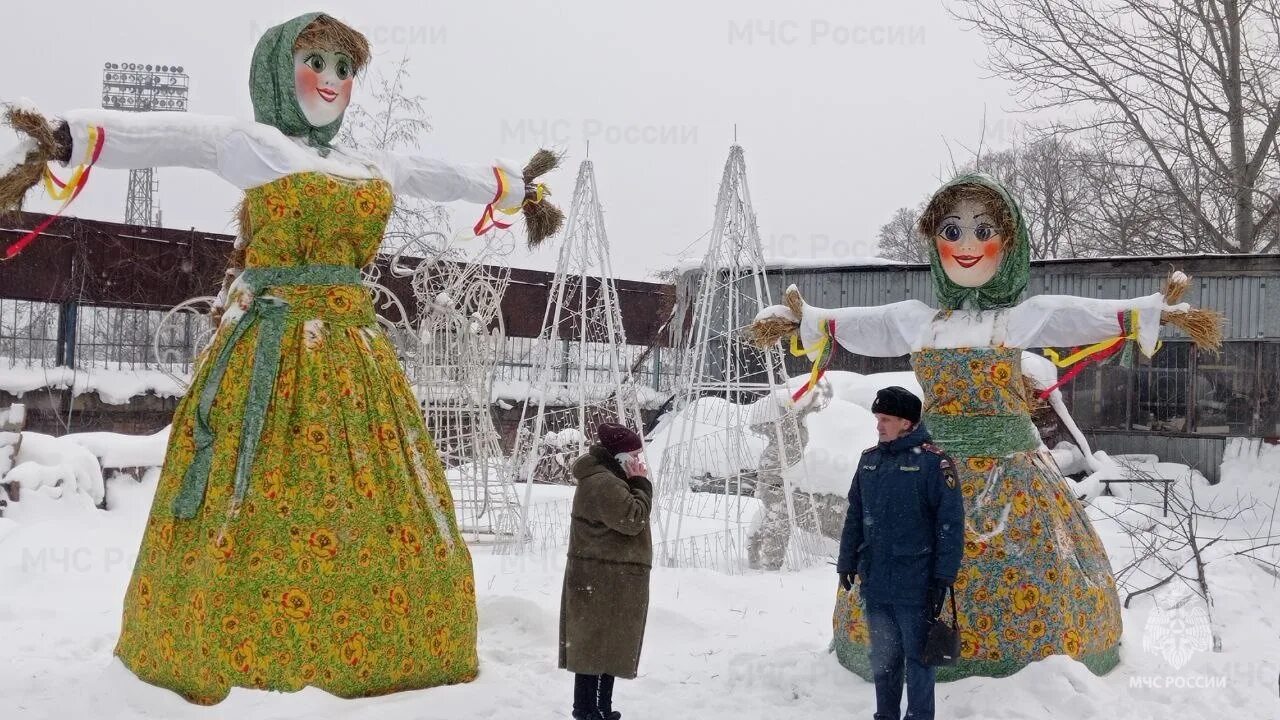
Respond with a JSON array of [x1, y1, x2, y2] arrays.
[[2, 0, 1027, 280]]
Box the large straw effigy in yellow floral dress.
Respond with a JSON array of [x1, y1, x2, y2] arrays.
[[0, 12, 558, 707], [114, 172, 484, 703]]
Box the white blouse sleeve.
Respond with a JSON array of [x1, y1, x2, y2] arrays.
[[1006, 293, 1171, 355], [59, 108, 324, 190], [777, 295, 935, 358], [61, 108, 227, 174], [364, 151, 526, 209]]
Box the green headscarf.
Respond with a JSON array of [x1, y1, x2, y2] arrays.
[[249, 12, 345, 155], [925, 173, 1031, 310]]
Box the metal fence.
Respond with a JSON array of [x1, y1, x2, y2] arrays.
[[1, 298, 679, 397], [0, 297, 59, 367], [1, 299, 207, 375], [493, 335, 678, 393]]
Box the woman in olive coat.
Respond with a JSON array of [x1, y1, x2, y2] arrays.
[[559, 423, 653, 720]]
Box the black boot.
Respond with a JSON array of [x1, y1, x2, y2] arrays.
[[597, 674, 621, 720], [572, 674, 598, 719], [571, 674, 621, 720]]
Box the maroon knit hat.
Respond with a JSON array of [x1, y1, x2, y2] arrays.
[[596, 422, 643, 454]]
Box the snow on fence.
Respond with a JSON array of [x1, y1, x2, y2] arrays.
[[2, 297, 679, 404]]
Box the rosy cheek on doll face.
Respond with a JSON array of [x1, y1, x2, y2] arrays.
[[295, 63, 318, 99], [936, 236, 1005, 287]]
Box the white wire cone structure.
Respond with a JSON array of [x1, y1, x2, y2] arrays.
[[504, 159, 651, 554], [654, 144, 826, 574]]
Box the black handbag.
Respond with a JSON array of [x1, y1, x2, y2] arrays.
[[923, 586, 959, 666]]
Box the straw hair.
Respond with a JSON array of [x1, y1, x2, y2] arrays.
[[1162, 272, 1189, 305], [210, 201, 251, 328], [917, 182, 1017, 250], [1161, 307, 1224, 352], [522, 149, 565, 248], [1022, 376, 1048, 414], [0, 107, 64, 214], [1159, 271, 1223, 352], [294, 14, 370, 71], [748, 285, 804, 348]]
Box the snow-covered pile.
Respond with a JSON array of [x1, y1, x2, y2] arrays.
[[1219, 437, 1280, 496], [5, 432, 107, 505], [63, 428, 170, 470], [0, 404, 24, 477], [647, 396, 767, 482], [646, 370, 918, 496], [0, 428, 169, 508], [1075, 453, 1210, 504], [540, 427, 586, 450]]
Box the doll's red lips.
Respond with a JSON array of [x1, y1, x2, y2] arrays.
[[953, 255, 983, 268], [317, 88, 338, 102]]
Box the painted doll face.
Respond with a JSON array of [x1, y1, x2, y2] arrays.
[[933, 197, 1006, 288], [293, 49, 355, 128]]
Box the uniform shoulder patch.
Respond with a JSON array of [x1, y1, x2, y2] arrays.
[[921, 443, 958, 488]]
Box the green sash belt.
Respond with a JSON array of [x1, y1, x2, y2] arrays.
[[172, 265, 364, 519], [922, 412, 1041, 459]]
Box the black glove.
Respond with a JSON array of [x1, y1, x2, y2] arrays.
[[839, 572, 855, 592], [54, 121, 73, 164], [928, 581, 951, 618]]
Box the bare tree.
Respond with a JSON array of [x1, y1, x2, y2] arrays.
[[337, 55, 451, 256], [963, 136, 1095, 258], [875, 203, 929, 262], [952, 0, 1280, 254]]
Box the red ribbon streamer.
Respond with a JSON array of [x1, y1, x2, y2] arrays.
[[1037, 312, 1129, 399], [3, 127, 105, 261], [472, 166, 514, 236]]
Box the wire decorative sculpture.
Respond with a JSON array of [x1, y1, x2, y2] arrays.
[[389, 231, 525, 543], [503, 159, 650, 554], [653, 144, 827, 574], [150, 296, 216, 390]]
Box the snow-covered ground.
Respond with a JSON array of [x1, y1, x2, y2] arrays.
[[2, 436, 1278, 718]]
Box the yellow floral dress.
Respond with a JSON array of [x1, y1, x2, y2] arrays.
[[114, 172, 478, 704], [834, 346, 1123, 680]]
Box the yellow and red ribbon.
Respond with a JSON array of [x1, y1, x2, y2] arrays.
[[1038, 310, 1144, 398], [472, 167, 550, 237], [3, 125, 104, 261], [789, 318, 836, 401], [472, 166, 518, 236]]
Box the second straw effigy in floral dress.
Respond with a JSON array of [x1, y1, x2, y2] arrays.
[[751, 173, 1220, 681]]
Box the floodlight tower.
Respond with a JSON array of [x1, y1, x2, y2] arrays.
[[101, 62, 190, 227]]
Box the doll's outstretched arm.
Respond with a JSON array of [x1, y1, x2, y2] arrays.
[[751, 284, 935, 358], [372, 151, 525, 207], [1006, 272, 1221, 356], [371, 148, 564, 247], [55, 108, 240, 175]]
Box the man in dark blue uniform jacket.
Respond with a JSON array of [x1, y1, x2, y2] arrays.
[[838, 386, 964, 720]]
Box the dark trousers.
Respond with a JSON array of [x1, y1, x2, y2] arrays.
[[573, 673, 615, 716], [866, 602, 936, 720]]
